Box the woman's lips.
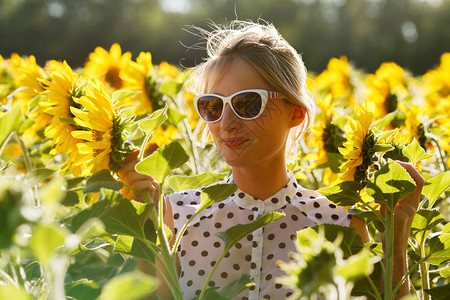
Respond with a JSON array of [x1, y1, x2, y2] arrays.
[[221, 137, 249, 148]]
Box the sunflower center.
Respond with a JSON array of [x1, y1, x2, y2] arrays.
[[385, 93, 398, 114], [105, 67, 122, 90], [322, 123, 346, 153], [144, 75, 164, 110], [354, 131, 377, 184]]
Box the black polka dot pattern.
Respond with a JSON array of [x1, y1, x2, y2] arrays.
[[167, 171, 351, 299]]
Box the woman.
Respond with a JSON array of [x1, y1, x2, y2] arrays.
[[120, 21, 424, 300]]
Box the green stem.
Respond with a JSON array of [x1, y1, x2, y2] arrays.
[[419, 241, 430, 300], [365, 275, 383, 300], [138, 133, 153, 161], [198, 251, 227, 300], [431, 137, 448, 172], [363, 202, 385, 225], [171, 212, 199, 257], [384, 209, 394, 300], [142, 189, 183, 300], [0, 268, 18, 288], [182, 118, 200, 174], [14, 132, 39, 206]]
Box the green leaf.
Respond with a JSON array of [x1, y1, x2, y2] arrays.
[[30, 223, 69, 262], [101, 199, 147, 239], [411, 209, 443, 245], [189, 288, 224, 300], [372, 144, 394, 154], [17, 117, 35, 135], [27, 168, 55, 186], [190, 274, 253, 300], [335, 248, 373, 280], [297, 224, 365, 258], [61, 190, 80, 206], [403, 138, 433, 167], [83, 170, 124, 194], [72, 197, 149, 240], [373, 111, 397, 130], [160, 78, 182, 99], [0, 105, 24, 150], [167, 108, 187, 126], [440, 266, 450, 278], [82, 264, 115, 281], [215, 212, 285, 253], [365, 159, 416, 210], [73, 218, 106, 244], [0, 286, 32, 300], [375, 128, 399, 141], [114, 234, 155, 263], [99, 271, 156, 300], [316, 152, 344, 173], [111, 90, 140, 103], [198, 183, 238, 212], [425, 224, 450, 265], [138, 106, 168, 135], [39, 175, 66, 204], [168, 172, 228, 192], [136, 141, 189, 183], [71, 200, 110, 232], [218, 274, 253, 299], [422, 171, 450, 207], [318, 181, 364, 207], [424, 283, 450, 300], [65, 279, 101, 300]]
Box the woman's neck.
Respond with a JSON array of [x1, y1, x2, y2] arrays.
[[231, 161, 290, 201]]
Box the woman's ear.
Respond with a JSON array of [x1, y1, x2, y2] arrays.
[[290, 106, 305, 127]]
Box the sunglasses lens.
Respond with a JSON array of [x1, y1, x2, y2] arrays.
[[231, 92, 263, 119], [196, 96, 224, 122]]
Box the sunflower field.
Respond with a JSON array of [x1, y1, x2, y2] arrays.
[[0, 44, 449, 300]]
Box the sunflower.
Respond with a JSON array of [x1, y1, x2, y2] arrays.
[[310, 95, 346, 185], [398, 103, 429, 149], [12, 55, 53, 132], [84, 43, 132, 90], [435, 98, 450, 161], [365, 62, 411, 118], [339, 101, 377, 183], [423, 52, 450, 110], [70, 79, 115, 177], [40, 60, 84, 157], [310, 56, 357, 107], [158, 61, 183, 81], [152, 125, 179, 147], [14, 55, 46, 109], [0, 55, 15, 105], [120, 52, 155, 114]]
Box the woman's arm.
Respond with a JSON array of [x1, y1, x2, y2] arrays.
[[118, 153, 179, 300], [386, 161, 424, 298], [351, 161, 424, 299]]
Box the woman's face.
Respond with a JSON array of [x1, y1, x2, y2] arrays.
[[207, 58, 296, 170]]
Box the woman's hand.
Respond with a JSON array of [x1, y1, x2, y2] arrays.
[[381, 160, 425, 298], [118, 151, 160, 205]]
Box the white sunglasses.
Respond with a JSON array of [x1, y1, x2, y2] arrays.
[[193, 89, 284, 123]]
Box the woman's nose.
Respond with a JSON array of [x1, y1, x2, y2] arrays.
[[220, 104, 239, 129]]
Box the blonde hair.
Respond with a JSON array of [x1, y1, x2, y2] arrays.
[[186, 20, 315, 156]]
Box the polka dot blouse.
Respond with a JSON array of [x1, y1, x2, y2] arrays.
[[167, 170, 351, 300]]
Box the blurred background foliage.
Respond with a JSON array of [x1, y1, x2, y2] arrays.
[[0, 0, 449, 75]]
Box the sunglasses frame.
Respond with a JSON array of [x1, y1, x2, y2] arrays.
[[193, 89, 284, 123]]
